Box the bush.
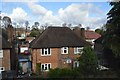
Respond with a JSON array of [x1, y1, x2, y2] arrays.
[[48, 68, 79, 78], [36, 63, 41, 75]]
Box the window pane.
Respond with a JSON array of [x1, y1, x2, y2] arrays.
[[45, 64, 47, 70], [45, 51, 47, 54], [41, 65, 44, 70], [0, 50, 3, 58], [64, 50, 67, 53], [42, 49, 44, 55], [78, 48, 81, 53], [48, 48, 50, 54], [48, 64, 50, 70]]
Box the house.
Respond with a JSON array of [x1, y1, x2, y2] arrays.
[[85, 30, 101, 45], [17, 37, 32, 75], [30, 26, 90, 73], [25, 37, 35, 43], [15, 28, 31, 37], [73, 27, 101, 48], [94, 36, 120, 70], [0, 34, 12, 73]]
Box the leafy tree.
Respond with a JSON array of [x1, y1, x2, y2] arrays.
[[78, 46, 98, 76], [29, 27, 40, 37], [95, 24, 106, 35], [103, 2, 120, 56]]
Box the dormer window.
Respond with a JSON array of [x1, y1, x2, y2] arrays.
[[41, 48, 51, 56], [61, 47, 68, 54]]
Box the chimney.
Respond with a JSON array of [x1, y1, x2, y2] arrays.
[[73, 26, 85, 39], [81, 28, 85, 39]]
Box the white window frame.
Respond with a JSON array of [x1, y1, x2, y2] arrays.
[[61, 47, 68, 54], [41, 48, 51, 56], [74, 47, 83, 54], [41, 63, 51, 71], [66, 58, 72, 63], [0, 50, 3, 58], [0, 67, 5, 74], [73, 61, 79, 68]]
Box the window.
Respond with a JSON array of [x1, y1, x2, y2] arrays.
[[66, 58, 72, 63], [0, 50, 3, 58], [61, 47, 68, 54], [74, 47, 83, 54], [20, 47, 28, 53], [41, 63, 51, 71], [41, 48, 51, 56], [0, 67, 5, 73], [73, 61, 79, 68]]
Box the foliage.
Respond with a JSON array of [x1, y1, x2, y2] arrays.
[[78, 46, 98, 76], [36, 63, 41, 75], [48, 68, 79, 78], [95, 24, 106, 35], [29, 28, 40, 37], [103, 2, 120, 56]]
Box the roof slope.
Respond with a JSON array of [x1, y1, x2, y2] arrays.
[[85, 30, 101, 39], [31, 27, 90, 48]]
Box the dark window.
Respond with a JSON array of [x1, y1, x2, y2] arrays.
[[41, 65, 44, 70], [41, 48, 51, 56]]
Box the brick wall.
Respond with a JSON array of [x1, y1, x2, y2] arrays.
[[2, 49, 11, 70], [32, 47, 80, 73]]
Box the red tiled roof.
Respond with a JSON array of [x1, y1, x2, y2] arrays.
[[85, 30, 101, 39]]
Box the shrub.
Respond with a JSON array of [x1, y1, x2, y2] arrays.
[[48, 68, 79, 78]]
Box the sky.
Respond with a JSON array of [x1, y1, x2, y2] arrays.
[[0, 0, 112, 30]]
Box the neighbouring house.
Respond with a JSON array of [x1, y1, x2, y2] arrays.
[[73, 27, 101, 48], [26, 37, 35, 43], [0, 34, 12, 73], [30, 26, 90, 73], [17, 39, 32, 75], [85, 30, 101, 45], [94, 37, 108, 70], [94, 36, 120, 70], [15, 27, 31, 39]]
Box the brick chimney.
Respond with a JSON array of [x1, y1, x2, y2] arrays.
[[73, 26, 85, 39], [80, 28, 85, 39]]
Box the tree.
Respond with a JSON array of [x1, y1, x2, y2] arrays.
[[95, 28, 104, 35], [78, 46, 98, 76], [29, 27, 40, 37], [103, 2, 120, 56], [35, 22, 39, 27], [25, 21, 29, 37], [2, 16, 12, 27]]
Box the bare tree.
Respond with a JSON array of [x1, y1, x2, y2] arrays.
[[62, 23, 67, 27], [25, 21, 29, 37], [34, 22, 39, 28], [3, 16, 12, 28]]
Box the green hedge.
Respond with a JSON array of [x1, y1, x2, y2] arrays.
[[48, 68, 79, 78]]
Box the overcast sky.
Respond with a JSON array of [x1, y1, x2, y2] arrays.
[[1, 0, 112, 30]]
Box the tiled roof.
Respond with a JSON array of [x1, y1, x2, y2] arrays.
[[30, 27, 90, 48], [85, 30, 101, 39]]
